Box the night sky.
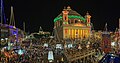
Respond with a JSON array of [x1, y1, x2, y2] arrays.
[[3, 0, 120, 33]]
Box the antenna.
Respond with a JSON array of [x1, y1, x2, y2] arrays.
[[1, 0, 3, 24], [0, 0, 6, 24], [23, 21, 25, 32]]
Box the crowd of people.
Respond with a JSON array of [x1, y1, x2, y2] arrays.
[[1, 36, 102, 63]]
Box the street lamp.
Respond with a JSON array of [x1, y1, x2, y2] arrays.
[[111, 42, 116, 53], [111, 42, 115, 47]]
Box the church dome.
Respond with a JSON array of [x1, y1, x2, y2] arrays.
[[57, 6, 81, 17], [54, 6, 86, 23]]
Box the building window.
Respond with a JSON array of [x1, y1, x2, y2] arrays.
[[75, 20, 78, 23], [68, 20, 71, 24], [65, 16, 67, 21], [60, 21, 62, 26]]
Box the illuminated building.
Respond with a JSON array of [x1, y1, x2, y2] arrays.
[[0, 24, 24, 47], [28, 26, 50, 39], [0, 6, 24, 48], [0, 24, 18, 49], [0, 1, 18, 45], [54, 6, 92, 39]]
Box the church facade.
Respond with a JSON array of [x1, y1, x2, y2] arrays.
[[54, 6, 92, 39]]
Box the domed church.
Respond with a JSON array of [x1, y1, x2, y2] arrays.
[[54, 6, 92, 40]]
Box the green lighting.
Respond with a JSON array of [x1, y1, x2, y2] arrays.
[[54, 15, 86, 23]]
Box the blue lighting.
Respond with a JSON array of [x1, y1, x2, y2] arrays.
[[9, 25, 14, 29], [18, 49, 24, 55], [13, 31, 17, 35], [99, 53, 120, 63]]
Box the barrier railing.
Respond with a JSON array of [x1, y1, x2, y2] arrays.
[[65, 49, 96, 62]]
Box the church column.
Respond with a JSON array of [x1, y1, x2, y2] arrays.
[[68, 29, 70, 38], [72, 29, 74, 39], [71, 29, 73, 39], [85, 29, 88, 37], [80, 29, 82, 39], [70, 29, 71, 39], [74, 29, 75, 39], [69, 20, 71, 24], [82, 30, 84, 38], [78, 29, 79, 39], [75, 29, 76, 38], [79, 29, 82, 38], [73, 19, 75, 24], [78, 29, 80, 39]]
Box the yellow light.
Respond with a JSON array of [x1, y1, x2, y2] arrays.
[[74, 23, 84, 26]]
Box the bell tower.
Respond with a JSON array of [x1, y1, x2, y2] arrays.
[[85, 12, 91, 27], [62, 7, 69, 25]]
